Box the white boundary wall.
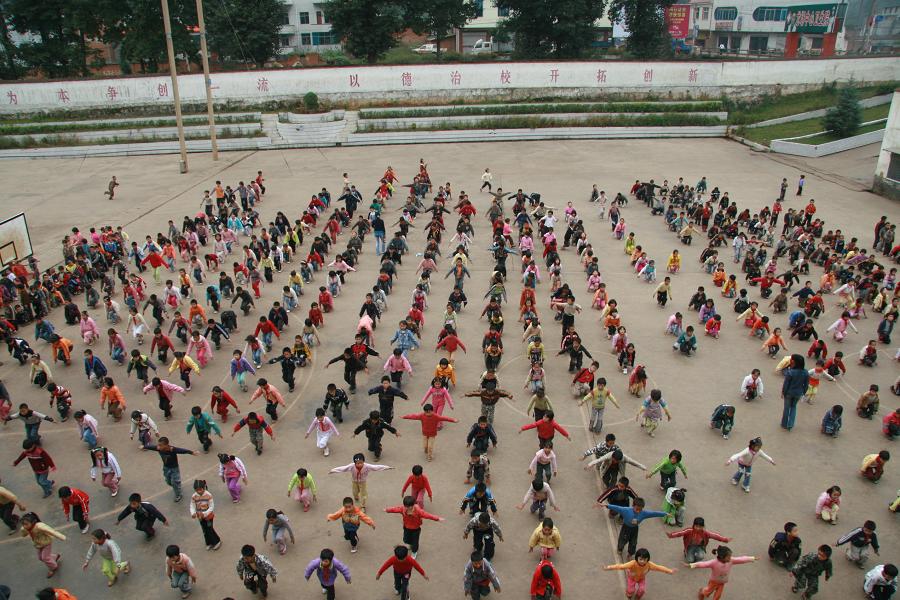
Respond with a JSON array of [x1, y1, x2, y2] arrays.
[[771, 119, 887, 157], [0, 57, 897, 113]]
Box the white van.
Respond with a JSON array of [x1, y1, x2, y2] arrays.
[[471, 39, 495, 54]]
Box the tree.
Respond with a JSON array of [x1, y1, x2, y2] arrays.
[[823, 87, 862, 137], [323, 0, 408, 64], [6, 0, 104, 77], [204, 0, 284, 66], [609, 0, 674, 59], [111, 0, 199, 74], [497, 0, 608, 59], [404, 0, 477, 61]]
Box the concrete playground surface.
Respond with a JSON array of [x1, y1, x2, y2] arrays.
[[0, 139, 896, 600]]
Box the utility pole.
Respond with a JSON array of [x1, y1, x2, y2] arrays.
[[195, 0, 219, 160], [161, 0, 189, 173]]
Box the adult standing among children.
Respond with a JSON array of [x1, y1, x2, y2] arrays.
[[780, 354, 809, 432]]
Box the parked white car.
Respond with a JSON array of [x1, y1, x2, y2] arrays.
[[413, 44, 437, 54], [471, 39, 496, 54]]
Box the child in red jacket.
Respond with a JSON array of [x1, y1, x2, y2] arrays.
[[530, 560, 562, 599], [402, 404, 458, 461], [519, 412, 572, 448]]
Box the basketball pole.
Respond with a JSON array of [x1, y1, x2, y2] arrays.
[[195, 0, 219, 161], [161, 0, 189, 173]]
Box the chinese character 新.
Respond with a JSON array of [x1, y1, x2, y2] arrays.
[[643, 69, 653, 83], [449, 70, 461, 86], [158, 83, 169, 97], [57, 89, 70, 103], [6, 91, 16, 105], [688, 68, 698, 83], [401, 72, 413, 87], [596, 69, 607, 84], [349, 74, 360, 88], [257, 78, 269, 92], [106, 86, 118, 101], [549, 69, 559, 83], [500, 69, 511, 84]]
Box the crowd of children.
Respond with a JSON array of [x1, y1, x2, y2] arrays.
[[0, 162, 896, 600]]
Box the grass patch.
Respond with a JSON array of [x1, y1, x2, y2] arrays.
[[0, 127, 263, 149], [358, 114, 722, 132], [0, 114, 258, 134], [737, 103, 890, 146], [795, 120, 886, 145], [359, 101, 722, 120], [725, 83, 895, 125]]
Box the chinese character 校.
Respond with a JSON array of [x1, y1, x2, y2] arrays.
[[401, 72, 413, 87], [596, 69, 607, 84], [57, 89, 70, 103], [449, 70, 461, 86], [106, 86, 118, 101], [500, 69, 511, 84], [6, 91, 16, 105], [349, 74, 360, 88], [158, 83, 169, 97], [643, 69, 653, 83], [257, 78, 269, 92], [549, 69, 559, 83]]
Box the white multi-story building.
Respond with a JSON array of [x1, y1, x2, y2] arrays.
[[688, 0, 846, 54], [277, 0, 340, 55]]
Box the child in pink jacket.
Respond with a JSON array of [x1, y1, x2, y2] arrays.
[[421, 377, 454, 424], [689, 545, 756, 600]]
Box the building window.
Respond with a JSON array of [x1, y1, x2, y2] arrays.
[[498, 6, 509, 17], [718, 35, 729, 48], [474, 0, 484, 18], [749, 35, 768, 52], [279, 34, 294, 48], [752, 7, 787, 22], [702, 7, 710, 19], [278, 6, 290, 25], [714, 7, 738, 21], [312, 31, 337, 46], [316, 10, 323, 25], [301, 33, 311, 45], [810, 37, 824, 49], [299, 12, 309, 25]]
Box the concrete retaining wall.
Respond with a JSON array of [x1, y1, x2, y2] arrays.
[[1, 57, 896, 113], [357, 100, 720, 117], [770, 119, 887, 157], [345, 126, 728, 146], [2, 122, 262, 143], [359, 112, 727, 130]]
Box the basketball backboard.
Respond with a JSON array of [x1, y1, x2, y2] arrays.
[[0, 212, 33, 268]]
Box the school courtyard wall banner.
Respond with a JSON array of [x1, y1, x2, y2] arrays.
[[0, 56, 897, 112]]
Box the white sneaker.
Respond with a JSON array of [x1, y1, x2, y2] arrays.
[[81, 524, 90, 534], [411, 552, 417, 559], [324, 447, 330, 457], [111, 489, 118, 497], [351, 546, 357, 553], [742, 486, 751, 493]]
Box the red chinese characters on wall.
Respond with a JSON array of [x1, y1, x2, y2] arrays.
[[596, 69, 607, 84], [57, 89, 70, 103], [500, 70, 511, 84], [349, 74, 360, 88], [158, 83, 169, 97], [401, 72, 413, 87], [450, 70, 461, 86], [688, 68, 698, 83], [257, 78, 269, 92], [6, 91, 16, 105], [643, 69, 653, 83], [549, 69, 559, 83]]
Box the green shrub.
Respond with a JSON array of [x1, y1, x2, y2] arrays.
[[822, 87, 862, 137], [320, 50, 352, 66], [303, 92, 320, 112]]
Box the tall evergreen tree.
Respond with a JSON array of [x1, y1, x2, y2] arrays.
[[323, 0, 408, 64], [204, 0, 284, 66], [497, 0, 608, 59], [404, 0, 477, 61], [609, 0, 675, 59]]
